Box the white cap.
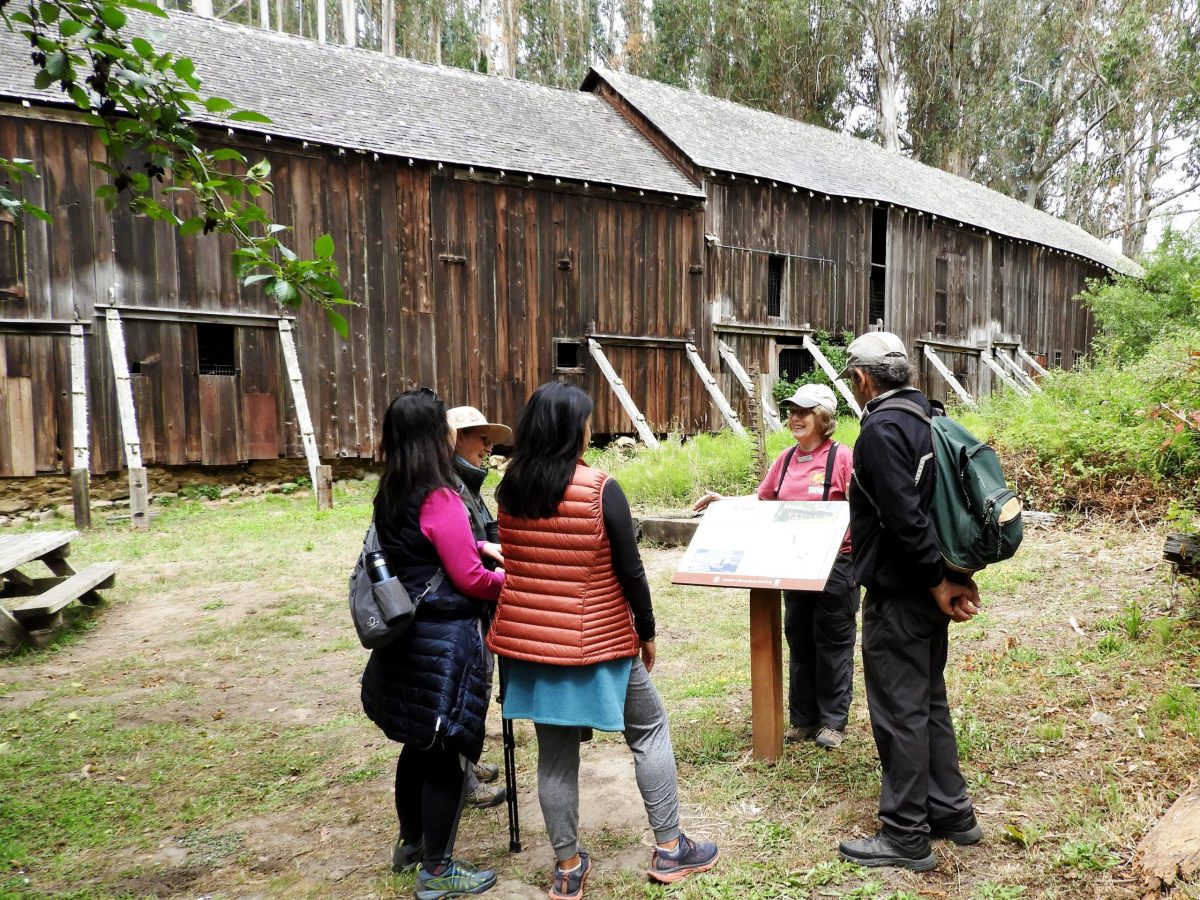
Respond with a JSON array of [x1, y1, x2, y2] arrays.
[[779, 383, 838, 413], [446, 406, 513, 445], [838, 331, 909, 378]]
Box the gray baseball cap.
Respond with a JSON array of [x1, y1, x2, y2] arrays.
[[837, 331, 908, 378]]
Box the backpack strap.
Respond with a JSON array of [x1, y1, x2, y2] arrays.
[[872, 396, 931, 424], [773, 444, 800, 499], [822, 441, 839, 502]]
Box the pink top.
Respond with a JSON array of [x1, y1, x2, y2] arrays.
[[757, 439, 853, 554], [419, 487, 504, 601]]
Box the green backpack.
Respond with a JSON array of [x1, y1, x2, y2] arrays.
[[872, 398, 1023, 574]]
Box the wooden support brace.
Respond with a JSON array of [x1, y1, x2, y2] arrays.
[[802, 336, 863, 418], [997, 349, 1041, 393], [104, 309, 149, 531], [979, 351, 1028, 396], [0, 606, 33, 649], [586, 339, 659, 448], [685, 343, 745, 437], [1016, 345, 1049, 377], [315, 464, 333, 510], [69, 325, 91, 529], [922, 344, 976, 407], [717, 340, 781, 433], [278, 319, 326, 498]]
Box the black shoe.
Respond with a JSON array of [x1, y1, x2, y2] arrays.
[[838, 833, 936, 871], [930, 816, 983, 845]]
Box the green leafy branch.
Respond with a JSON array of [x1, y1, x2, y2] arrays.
[[0, 0, 353, 336]]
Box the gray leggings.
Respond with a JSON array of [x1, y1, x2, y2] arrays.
[[534, 658, 682, 862]]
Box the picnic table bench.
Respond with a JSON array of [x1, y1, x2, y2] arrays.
[[0, 530, 119, 648]]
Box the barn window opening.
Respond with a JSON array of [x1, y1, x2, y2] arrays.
[[197, 323, 236, 376], [869, 208, 887, 327], [1073, 350, 1084, 369], [553, 338, 585, 374], [0, 214, 25, 299], [934, 256, 948, 336], [1053, 350, 1063, 368], [778, 346, 813, 383], [767, 254, 785, 317]]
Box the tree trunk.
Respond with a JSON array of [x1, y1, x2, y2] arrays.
[[192, 0, 214, 16], [317, 0, 326, 43], [380, 0, 392, 54], [258, 0, 269, 28], [342, 0, 355, 45]]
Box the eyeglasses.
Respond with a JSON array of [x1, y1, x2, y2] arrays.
[[785, 407, 814, 418]]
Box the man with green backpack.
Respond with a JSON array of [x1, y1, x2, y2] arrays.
[[836, 331, 1001, 873]]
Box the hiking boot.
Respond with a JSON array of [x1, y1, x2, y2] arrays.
[[548, 850, 591, 900], [415, 860, 497, 899], [784, 725, 818, 744], [472, 761, 500, 783], [392, 836, 424, 873], [838, 833, 936, 872], [465, 781, 507, 809], [930, 816, 983, 845], [814, 727, 844, 750], [647, 832, 719, 884]]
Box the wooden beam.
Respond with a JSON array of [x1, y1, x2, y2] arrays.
[[585, 332, 692, 349], [979, 351, 1028, 396], [685, 343, 745, 437], [278, 319, 324, 490], [104, 309, 150, 531], [749, 588, 784, 762], [714, 322, 814, 338], [69, 324, 91, 529], [1016, 345, 1049, 377], [96, 303, 295, 329], [716, 339, 781, 433], [586, 339, 659, 448], [996, 348, 1041, 393], [802, 336, 863, 418], [922, 344, 975, 407]]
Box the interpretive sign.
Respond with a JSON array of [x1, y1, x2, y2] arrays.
[[671, 499, 849, 591]]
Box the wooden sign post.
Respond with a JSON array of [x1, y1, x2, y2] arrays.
[[673, 499, 849, 761]]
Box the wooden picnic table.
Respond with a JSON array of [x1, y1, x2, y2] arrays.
[[0, 530, 118, 648]]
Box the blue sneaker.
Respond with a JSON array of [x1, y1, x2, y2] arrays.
[[415, 860, 497, 899], [549, 850, 591, 900], [647, 832, 719, 884]]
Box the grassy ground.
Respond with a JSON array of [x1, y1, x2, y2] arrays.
[[1, 482, 1198, 899]]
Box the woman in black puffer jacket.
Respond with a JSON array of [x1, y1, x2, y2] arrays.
[[359, 388, 504, 900]]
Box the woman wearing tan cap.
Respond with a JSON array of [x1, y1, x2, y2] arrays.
[[446, 405, 512, 809]]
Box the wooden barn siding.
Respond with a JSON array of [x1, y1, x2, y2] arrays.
[[428, 174, 709, 435]]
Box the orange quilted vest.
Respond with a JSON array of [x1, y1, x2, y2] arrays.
[[487, 463, 639, 666]]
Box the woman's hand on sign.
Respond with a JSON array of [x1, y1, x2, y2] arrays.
[[692, 491, 723, 512]]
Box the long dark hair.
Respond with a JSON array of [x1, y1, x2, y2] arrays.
[[497, 381, 593, 519], [375, 388, 457, 527]]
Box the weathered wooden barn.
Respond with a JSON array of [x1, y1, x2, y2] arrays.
[[0, 12, 1137, 497], [583, 67, 1140, 412]]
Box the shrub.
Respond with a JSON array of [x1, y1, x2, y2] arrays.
[[773, 330, 854, 416]]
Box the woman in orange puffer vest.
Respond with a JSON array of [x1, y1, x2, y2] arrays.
[[488, 382, 719, 900]]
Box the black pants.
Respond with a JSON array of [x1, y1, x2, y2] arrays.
[[395, 743, 469, 867], [861, 589, 974, 847], [784, 551, 859, 732]]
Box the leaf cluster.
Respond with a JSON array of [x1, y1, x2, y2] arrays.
[[0, 0, 353, 334]]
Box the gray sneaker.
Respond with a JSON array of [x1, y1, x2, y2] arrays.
[[472, 761, 500, 783], [465, 781, 507, 809], [391, 836, 424, 873], [785, 725, 818, 744], [647, 832, 719, 884], [815, 727, 844, 750]]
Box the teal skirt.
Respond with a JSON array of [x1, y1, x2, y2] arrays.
[[501, 657, 634, 732]]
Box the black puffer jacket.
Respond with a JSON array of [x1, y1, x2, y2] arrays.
[[359, 491, 489, 761]]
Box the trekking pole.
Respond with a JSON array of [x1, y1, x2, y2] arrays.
[[498, 658, 521, 852]]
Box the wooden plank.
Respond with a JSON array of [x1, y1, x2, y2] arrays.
[[198, 375, 241, 465], [71, 468, 91, 530], [278, 318, 321, 486], [104, 309, 150, 529], [685, 342, 745, 436], [69, 325, 89, 472], [802, 335, 863, 418], [996, 348, 1041, 392], [0, 376, 35, 476], [10, 561, 119, 618], [1017, 345, 1049, 377], [979, 351, 1028, 396], [0, 606, 33, 648], [749, 587, 784, 762], [0, 532, 77, 573], [586, 339, 658, 447], [923, 344, 975, 407], [242, 392, 279, 459]]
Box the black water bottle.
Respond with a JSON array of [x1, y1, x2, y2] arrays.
[[365, 550, 392, 584]]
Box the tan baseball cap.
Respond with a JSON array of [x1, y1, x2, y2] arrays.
[[837, 331, 909, 378], [446, 406, 513, 445], [779, 383, 838, 413]]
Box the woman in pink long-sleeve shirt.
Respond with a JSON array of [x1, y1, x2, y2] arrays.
[[359, 388, 503, 899]]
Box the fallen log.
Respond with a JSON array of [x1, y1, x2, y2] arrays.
[[1135, 785, 1200, 895]]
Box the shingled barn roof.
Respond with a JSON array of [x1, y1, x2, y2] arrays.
[[0, 13, 703, 199], [585, 67, 1138, 276]]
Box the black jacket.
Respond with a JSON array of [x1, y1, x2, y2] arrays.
[[360, 490, 489, 761], [849, 387, 945, 596]]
